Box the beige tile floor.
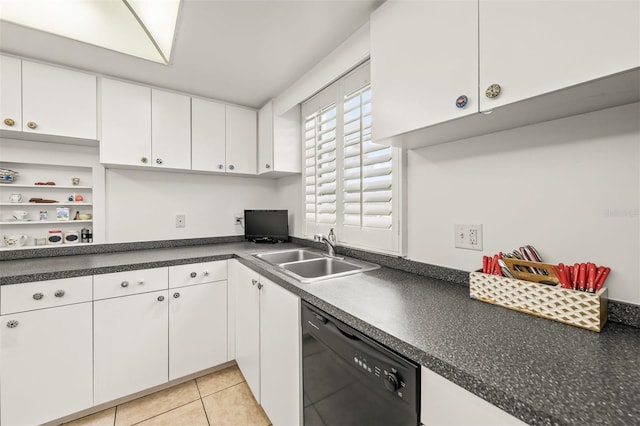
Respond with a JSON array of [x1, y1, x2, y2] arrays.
[[63, 365, 272, 426]]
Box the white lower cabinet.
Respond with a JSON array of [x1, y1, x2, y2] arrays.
[[421, 367, 525, 426], [231, 260, 301, 426], [0, 302, 93, 426], [169, 261, 228, 380], [94, 289, 169, 405]]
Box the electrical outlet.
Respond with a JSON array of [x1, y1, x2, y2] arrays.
[[176, 214, 186, 228], [234, 214, 243, 225], [454, 224, 483, 250]]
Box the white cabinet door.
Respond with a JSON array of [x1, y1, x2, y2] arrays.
[[258, 101, 274, 174], [192, 98, 226, 172], [370, 0, 478, 142], [0, 55, 22, 132], [22, 60, 97, 139], [233, 262, 261, 401], [169, 280, 228, 380], [94, 290, 168, 404], [152, 89, 191, 169], [479, 0, 640, 111], [421, 367, 525, 426], [260, 277, 301, 426], [1, 303, 93, 426], [100, 78, 152, 167], [226, 105, 257, 174], [258, 101, 301, 175]]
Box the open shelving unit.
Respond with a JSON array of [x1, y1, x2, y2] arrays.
[[1, 162, 94, 250]]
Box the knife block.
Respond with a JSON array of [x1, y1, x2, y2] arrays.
[[469, 272, 607, 332]]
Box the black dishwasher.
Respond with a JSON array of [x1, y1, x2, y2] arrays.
[[301, 302, 420, 426]]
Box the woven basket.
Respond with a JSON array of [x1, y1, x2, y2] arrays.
[[469, 272, 607, 332]]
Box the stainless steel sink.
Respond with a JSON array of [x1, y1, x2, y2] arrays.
[[253, 248, 379, 283], [254, 249, 324, 264]]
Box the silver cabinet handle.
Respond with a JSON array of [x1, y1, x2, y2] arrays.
[[157, 295, 165, 302], [218, 164, 224, 170], [7, 320, 18, 328], [121, 281, 129, 288], [251, 279, 258, 286], [257, 282, 263, 290], [33, 292, 44, 300], [485, 83, 502, 98], [54, 290, 65, 298], [173, 292, 180, 299], [265, 163, 271, 169], [228, 165, 235, 170], [156, 158, 163, 165], [190, 272, 197, 278]]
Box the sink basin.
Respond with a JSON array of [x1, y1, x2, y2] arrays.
[[253, 248, 379, 283], [254, 249, 324, 264]]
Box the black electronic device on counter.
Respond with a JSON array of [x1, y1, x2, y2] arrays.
[[244, 210, 289, 243]]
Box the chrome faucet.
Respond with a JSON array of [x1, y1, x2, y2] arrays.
[[314, 228, 337, 257]]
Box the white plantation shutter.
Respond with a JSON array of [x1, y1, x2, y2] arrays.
[[342, 86, 393, 230], [304, 104, 338, 225], [302, 61, 403, 254]]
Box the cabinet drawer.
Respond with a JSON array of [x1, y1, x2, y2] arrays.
[[93, 267, 168, 300], [169, 260, 227, 289], [1, 276, 92, 315]]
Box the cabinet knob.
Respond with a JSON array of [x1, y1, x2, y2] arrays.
[[33, 292, 44, 300], [257, 282, 263, 290], [455, 95, 468, 109], [26, 121, 37, 129], [138, 280, 145, 285], [6, 320, 19, 329], [228, 165, 235, 171], [173, 292, 180, 299], [265, 163, 271, 169], [3, 118, 15, 127], [485, 84, 502, 99], [156, 158, 163, 165], [141, 157, 148, 164], [251, 279, 258, 286], [218, 164, 224, 170], [190, 272, 197, 278], [204, 271, 210, 276], [121, 281, 129, 288], [157, 295, 165, 302], [54, 290, 65, 298]]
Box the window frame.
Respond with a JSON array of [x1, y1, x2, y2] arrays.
[[301, 61, 405, 256]]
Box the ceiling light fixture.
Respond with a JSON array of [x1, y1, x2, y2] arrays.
[[0, 0, 181, 64]]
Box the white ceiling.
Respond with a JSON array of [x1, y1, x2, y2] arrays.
[[0, 0, 382, 109]]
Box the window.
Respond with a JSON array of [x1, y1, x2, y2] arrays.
[[302, 62, 403, 254]]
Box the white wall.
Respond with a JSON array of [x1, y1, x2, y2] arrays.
[[105, 168, 279, 243], [406, 103, 640, 304], [276, 174, 304, 237]]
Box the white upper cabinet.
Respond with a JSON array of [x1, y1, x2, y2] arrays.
[[0, 55, 22, 132], [0, 56, 97, 140], [258, 101, 301, 176], [191, 97, 226, 172], [370, 0, 478, 142], [151, 89, 191, 169], [100, 78, 152, 166], [370, 0, 640, 148], [226, 105, 257, 175], [479, 0, 640, 111]]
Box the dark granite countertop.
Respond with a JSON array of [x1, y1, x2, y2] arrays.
[[1, 242, 639, 426]]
